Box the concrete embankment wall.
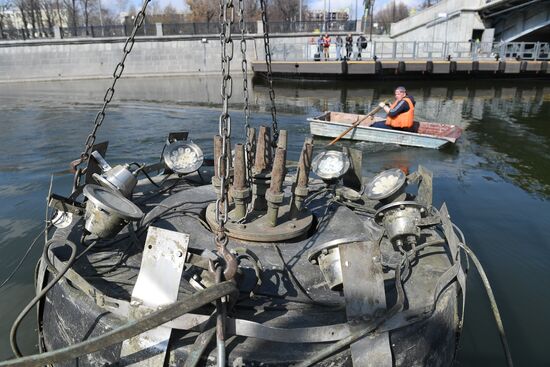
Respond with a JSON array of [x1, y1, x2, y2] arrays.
[[0, 33, 368, 83]]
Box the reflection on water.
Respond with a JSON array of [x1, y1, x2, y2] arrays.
[[0, 76, 549, 366]]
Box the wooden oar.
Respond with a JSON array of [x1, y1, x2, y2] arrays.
[[326, 99, 389, 146]]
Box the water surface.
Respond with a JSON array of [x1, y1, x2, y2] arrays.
[[0, 75, 549, 366]]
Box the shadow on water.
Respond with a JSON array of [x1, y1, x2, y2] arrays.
[[0, 75, 549, 366]]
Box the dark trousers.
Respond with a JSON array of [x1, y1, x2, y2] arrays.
[[371, 120, 419, 133]]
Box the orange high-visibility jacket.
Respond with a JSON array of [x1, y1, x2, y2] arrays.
[[386, 97, 414, 129]]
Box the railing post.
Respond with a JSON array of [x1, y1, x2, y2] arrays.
[[412, 41, 417, 59], [156, 22, 163, 36], [534, 42, 541, 61], [53, 26, 61, 39], [392, 42, 397, 59], [257, 20, 263, 34], [373, 41, 377, 59]]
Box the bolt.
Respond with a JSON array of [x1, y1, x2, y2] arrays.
[[322, 248, 329, 255], [176, 250, 183, 257], [310, 259, 318, 265], [192, 274, 201, 281], [344, 261, 350, 267], [399, 204, 405, 210]]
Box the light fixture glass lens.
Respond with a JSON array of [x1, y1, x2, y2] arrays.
[[163, 141, 204, 174], [312, 151, 350, 180]]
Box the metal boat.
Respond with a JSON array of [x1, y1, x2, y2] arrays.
[[308, 111, 462, 149]]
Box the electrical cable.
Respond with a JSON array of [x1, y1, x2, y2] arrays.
[[294, 251, 407, 367], [0, 225, 51, 291], [452, 222, 514, 367], [0, 281, 237, 367], [10, 239, 77, 357]]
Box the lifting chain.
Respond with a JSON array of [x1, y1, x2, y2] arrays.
[[70, 0, 151, 191], [237, 0, 253, 186], [259, 0, 279, 146], [216, 0, 237, 281]]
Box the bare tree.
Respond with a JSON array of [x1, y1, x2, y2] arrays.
[[0, 0, 12, 38], [374, 0, 409, 33], [418, 0, 442, 10], [185, 0, 216, 23], [265, 0, 305, 21], [79, 0, 88, 34], [63, 0, 77, 35]]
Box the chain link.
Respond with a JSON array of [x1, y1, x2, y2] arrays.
[[215, 0, 234, 247], [74, 0, 151, 173], [237, 0, 253, 188], [259, 0, 279, 145]]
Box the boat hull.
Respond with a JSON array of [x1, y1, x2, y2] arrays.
[[308, 111, 462, 149]]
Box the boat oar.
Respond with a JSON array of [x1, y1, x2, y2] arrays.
[[326, 100, 389, 146]]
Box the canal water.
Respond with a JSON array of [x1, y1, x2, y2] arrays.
[[0, 75, 549, 366]]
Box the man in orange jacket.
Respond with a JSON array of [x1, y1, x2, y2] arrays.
[[372, 86, 417, 132]]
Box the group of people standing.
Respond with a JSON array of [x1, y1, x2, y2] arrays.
[[316, 33, 368, 61]]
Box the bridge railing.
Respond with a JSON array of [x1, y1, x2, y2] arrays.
[[266, 41, 550, 61]]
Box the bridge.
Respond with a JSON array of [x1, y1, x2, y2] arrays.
[[390, 0, 550, 43]]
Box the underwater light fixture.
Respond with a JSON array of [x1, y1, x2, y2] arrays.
[[311, 150, 350, 182], [163, 141, 204, 174], [365, 168, 407, 200]]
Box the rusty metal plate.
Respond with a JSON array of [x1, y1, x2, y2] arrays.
[[205, 202, 313, 242], [120, 226, 189, 366]]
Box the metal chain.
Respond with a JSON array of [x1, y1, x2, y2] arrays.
[[238, 0, 253, 186], [73, 0, 151, 174], [259, 0, 279, 145], [215, 0, 234, 249]]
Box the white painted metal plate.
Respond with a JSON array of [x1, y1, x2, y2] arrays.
[[120, 226, 189, 366]]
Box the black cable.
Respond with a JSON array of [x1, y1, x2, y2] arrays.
[[140, 169, 161, 188], [0, 225, 51, 291], [0, 281, 237, 367], [10, 239, 77, 357], [452, 222, 514, 367]]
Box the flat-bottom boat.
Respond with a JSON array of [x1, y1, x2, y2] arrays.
[[308, 111, 463, 149]]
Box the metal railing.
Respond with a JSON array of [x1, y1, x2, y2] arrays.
[[162, 22, 257, 36], [267, 20, 357, 33], [266, 41, 550, 61], [0, 20, 358, 41]]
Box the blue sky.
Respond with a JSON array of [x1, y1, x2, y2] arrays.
[[128, 0, 424, 17]]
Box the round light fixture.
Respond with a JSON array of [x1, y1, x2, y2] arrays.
[[163, 141, 204, 174], [311, 150, 350, 181], [365, 168, 406, 200], [83, 185, 143, 239]]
